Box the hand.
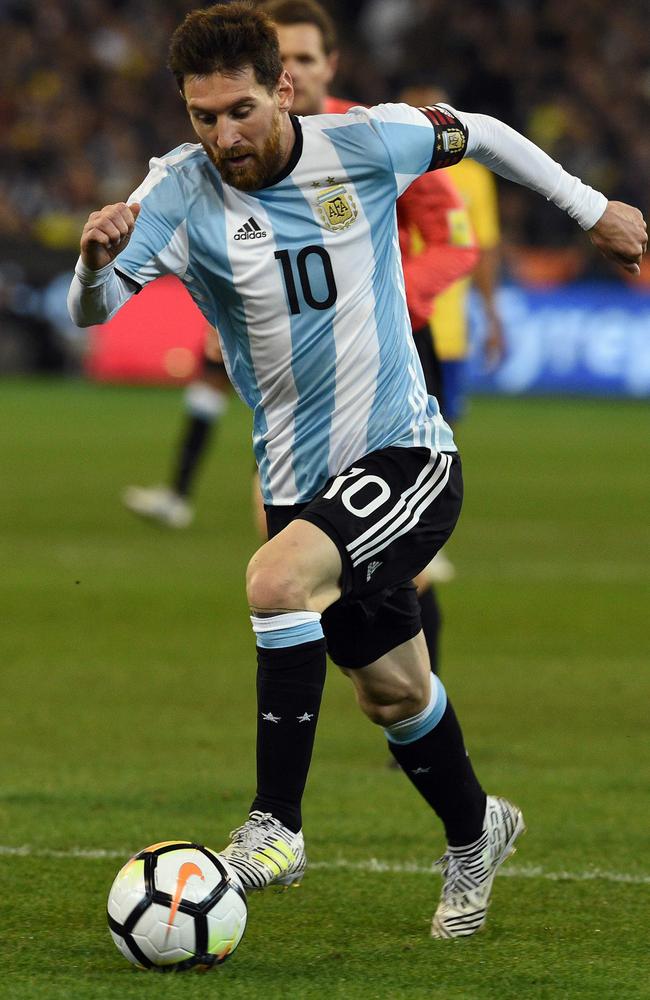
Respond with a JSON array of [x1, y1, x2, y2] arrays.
[[589, 201, 647, 276], [483, 312, 505, 370], [80, 202, 141, 271]]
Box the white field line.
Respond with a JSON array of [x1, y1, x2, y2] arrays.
[[1, 845, 649, 886]]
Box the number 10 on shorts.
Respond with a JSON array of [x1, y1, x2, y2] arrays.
[[322, 468, 391, 518]]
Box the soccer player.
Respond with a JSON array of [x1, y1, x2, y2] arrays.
[[68, 3, 646, 938], [122, 323, 228, 528]]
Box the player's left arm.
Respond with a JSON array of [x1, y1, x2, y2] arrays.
[[441, 106, 647, 275]]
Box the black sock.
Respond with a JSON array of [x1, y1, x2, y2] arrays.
[[250, 639, 327, 832], [418, 585, 441, 675], [171, 414, 215, 497], [387, 700, 486, 846]]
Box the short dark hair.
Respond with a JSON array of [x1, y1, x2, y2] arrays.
[[261, 0, 338, 55], [168, 2, 283, 94]]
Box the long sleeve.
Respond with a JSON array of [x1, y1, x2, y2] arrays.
[[67, 259, 137, 327], [447, 106, 607, 230]]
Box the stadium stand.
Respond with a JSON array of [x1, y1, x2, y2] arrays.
[[1, 0, 648, 371]]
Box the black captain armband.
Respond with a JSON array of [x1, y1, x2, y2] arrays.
[[419, 106, 468, 170]]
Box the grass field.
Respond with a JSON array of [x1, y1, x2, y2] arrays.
[[1, 379, 648, 1000]]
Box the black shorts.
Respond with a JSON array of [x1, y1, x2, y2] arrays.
[[265, 446, 462, 669]]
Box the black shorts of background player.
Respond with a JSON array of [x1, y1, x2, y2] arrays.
[[410, 323, 447, 672]]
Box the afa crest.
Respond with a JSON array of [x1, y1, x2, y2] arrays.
[[442, 128, 466, 154], [315, 183, 358, 232]]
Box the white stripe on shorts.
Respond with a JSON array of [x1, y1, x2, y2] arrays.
[[347, 450, 441, 556], [347, 452, 452, 567]]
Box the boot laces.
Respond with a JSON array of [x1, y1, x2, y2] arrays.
[[228, 811, 276, 849], [435, 851, 484, 902]]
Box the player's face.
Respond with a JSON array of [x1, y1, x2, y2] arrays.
[[185, 67, 294, 190], [276, 23, 337, 116]]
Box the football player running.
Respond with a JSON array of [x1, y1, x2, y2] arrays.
[[69, 3, 646, 939]]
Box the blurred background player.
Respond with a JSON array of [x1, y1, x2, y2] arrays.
[[401, 83, 504, 423], [392, 123, 478, 667], [122, 322, 228, 527], [122, 0, 479, 675], [402, 80, 504, 584]]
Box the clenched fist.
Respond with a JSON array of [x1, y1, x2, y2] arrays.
[[80, 202, 141, 271], [589, 201, 648, 276]]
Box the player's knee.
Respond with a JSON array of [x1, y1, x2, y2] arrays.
[[246, 553, 307, 612]]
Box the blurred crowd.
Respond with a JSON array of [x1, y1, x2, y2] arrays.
[[1, 0, 648, 271]]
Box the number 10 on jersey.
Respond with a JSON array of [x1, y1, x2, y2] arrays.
[[274, 246, 337, 315]]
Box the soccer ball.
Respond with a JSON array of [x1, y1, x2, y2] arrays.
[[107, 841, 247, 971]]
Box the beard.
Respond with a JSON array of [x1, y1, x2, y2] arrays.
[[205, 110, 285, 191]]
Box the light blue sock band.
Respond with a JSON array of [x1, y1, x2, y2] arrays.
[[384, 674, 447, 745], [251, 611, 324, 650]]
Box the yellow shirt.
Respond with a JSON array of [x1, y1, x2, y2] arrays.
[[431, 159, 500, 360]]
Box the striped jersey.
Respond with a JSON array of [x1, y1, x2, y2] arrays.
[[116, 103, 466, 505]]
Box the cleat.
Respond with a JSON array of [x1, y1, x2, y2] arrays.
[[219, 811, 306, 891], [431, 796, 525, 939], [122, 485, 193, 528]]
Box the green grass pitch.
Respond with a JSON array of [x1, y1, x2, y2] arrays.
[[1, 379, 648, 999]]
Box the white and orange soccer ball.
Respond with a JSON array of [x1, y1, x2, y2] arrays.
[[107, 841, 247, 971]]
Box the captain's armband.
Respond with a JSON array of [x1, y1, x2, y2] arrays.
[[419, 106, 469, 170]]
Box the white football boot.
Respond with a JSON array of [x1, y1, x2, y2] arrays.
[[219, 811, 306, 891], [431, 796, 525, 939], [122, 485, 193, 528]]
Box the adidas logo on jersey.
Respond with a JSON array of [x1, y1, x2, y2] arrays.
[[234, 217, 267, 240]]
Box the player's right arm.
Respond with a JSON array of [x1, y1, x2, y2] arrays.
[[80, 202, 141, 272], [68, 153, 189, 327], [67, 202, 144, 328]]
